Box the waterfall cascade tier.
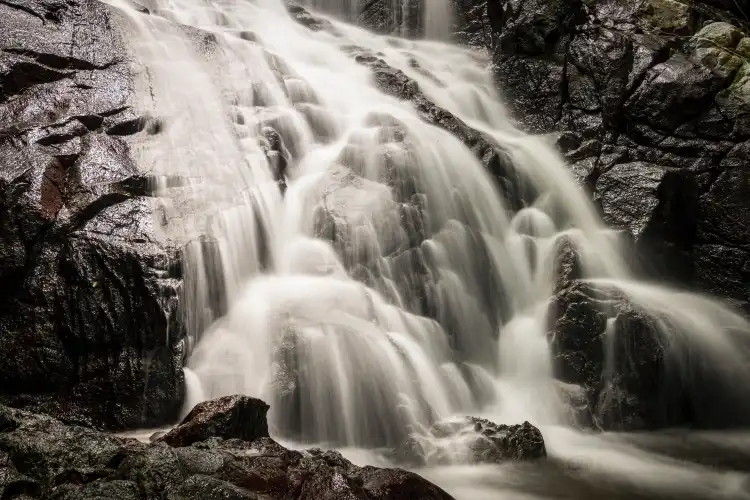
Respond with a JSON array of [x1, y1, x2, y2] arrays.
[[107, 0, 750, 466], [300, 0, 453, 39]]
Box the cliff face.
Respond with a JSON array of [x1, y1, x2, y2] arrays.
[[487, 0, 750, 312], [0, 0, 184, 430]]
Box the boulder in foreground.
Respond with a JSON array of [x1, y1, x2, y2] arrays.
[[158, 395, 270, 447]]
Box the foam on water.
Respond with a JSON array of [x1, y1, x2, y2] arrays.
[[106, 0, 750, 497]]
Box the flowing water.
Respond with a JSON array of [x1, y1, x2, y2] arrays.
[[106, 0, 750, 498]]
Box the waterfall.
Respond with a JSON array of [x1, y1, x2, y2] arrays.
[[300, 0, 453, 39], [106, 0, 750, 458]]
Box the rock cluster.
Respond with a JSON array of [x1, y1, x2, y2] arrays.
[[0, 396, 457, 500]]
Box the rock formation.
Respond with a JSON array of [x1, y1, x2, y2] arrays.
[[0, 397, 456, 500], [393, 417, 546, 466], [484, 0, 750, 313]]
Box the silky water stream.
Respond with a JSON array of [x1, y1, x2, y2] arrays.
[[106, 1, 750, 498]]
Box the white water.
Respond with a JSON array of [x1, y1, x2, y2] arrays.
[[106, 0, 750, 498], [300, 0, 453, 39]]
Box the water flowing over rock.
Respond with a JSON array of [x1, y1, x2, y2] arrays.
[[393, 417, 546, 465], [1, 6, 750, 500], [0, 401, 456, 500]]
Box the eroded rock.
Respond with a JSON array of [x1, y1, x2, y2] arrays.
[[0, 0, 184, 428]]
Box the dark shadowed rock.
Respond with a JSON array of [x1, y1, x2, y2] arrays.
[[393, 417, 546, 466], [0, 402, 456, 500], [159, 396, 270, 447], [0, 0, 184, 429], [548, 278, 750, 431]]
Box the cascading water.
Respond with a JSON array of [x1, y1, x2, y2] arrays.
[[107, 0, 750, 498], [300, 0, 453, 39]]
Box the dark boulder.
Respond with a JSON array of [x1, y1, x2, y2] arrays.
[[159, 396, 270, 447], [547, 280, 663, 430], [0, 0, 184, 428], [0, 402, 456, 500], [548, 277, 750, 431], [393, 417, 546, 466]]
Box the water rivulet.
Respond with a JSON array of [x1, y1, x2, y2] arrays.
[[105, 0, 750, 498]]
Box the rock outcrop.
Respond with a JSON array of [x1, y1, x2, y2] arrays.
[[0, 400, 456, 500], [393, 417, 546, 466], [0, 0, 184, 428], [482, 0, 750, 312]]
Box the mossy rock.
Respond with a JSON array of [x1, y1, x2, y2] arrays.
[[737, 38, 750, 59], [691, 23, 746, 78], [692, 22, 743, 50], [640, 0, 693, 34]]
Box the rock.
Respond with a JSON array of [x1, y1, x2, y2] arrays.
[[547, 280, 669, 430], [393, 417, 546, 466], [159, 396, 270, 447], [477, 0, 750, 312], [0, 401, 455, 500], [0, 0, 184, 428], [547, 278, 750, 430]]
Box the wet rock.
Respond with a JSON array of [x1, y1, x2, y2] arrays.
[[350, 50, 525, 209], [477, 0, 750, 311], [0, 0, 184, 428], [548, 280, 670, 430], [159, 396, 270, 447], [358, 0, 423, 37], [547, 278, 750, 430], [393, 417, 546, 466], [0, 401, 455, 500]]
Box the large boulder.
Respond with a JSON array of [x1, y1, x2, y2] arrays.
[[0, 0, 184, 428], [480, 0, 750, 311], [159, 395, 270, 447], [548, 276, 750, 431], [0, 402, 456, 500], [393, 417, 546, 465]]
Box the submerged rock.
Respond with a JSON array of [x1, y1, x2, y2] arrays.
[[158, 395, 270, 447], [393, 417, 546, 466], [0, 400, 456, 500]]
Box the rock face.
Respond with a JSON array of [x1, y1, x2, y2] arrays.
[[0, 401, 456, 500], [159, 395, 270, 447], [393, 417, 546, 466], [483, 0, 750, 312], [0, 0, 184, 429]]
